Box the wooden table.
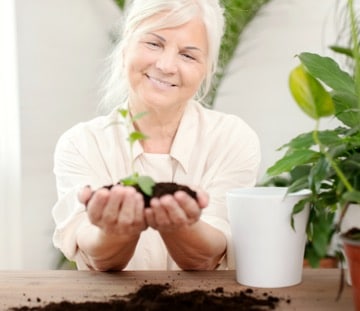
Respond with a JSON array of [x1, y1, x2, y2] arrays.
[[0, 268, 354, 310]]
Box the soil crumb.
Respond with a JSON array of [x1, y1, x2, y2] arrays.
[[10, 283, 290, 311]]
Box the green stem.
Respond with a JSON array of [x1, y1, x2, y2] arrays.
[[125, 114, 135, 175], [312, 120, 354, 192]]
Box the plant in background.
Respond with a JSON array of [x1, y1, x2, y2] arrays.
[[265, 0, 360, 268], [207, 0, 271, 106]]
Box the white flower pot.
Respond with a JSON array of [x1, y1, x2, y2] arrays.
[[227, 187, 310, 288]]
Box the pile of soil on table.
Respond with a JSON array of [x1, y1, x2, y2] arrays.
[[10, 283, 291, 311]]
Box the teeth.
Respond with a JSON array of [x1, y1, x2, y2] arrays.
[[148, 75, 175, 87]]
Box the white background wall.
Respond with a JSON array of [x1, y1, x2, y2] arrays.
[[15, 0, 121, 269], [14, 0, 338, 269]]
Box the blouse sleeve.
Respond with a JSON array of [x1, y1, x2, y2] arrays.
[[200, 116, 261, 269], [52, 126, 110, 262]]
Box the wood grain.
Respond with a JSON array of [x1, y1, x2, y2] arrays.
[[0, 269, 353, 310]]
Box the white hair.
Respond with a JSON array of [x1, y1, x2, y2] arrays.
[[98, 0, 225, 113]]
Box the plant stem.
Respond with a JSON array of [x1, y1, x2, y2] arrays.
[[312, 120, 354, 192], [124, 114, 136, 174]]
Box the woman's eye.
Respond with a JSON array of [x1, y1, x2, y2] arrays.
[[145, 41, 160, 49], [181, 53, 196, 61]]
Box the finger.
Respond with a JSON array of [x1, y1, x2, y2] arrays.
[[78, 185, 92, 207], [101, 185, 125, 225], [132, 192, 146, 228], [195, 190, 209, 209], [152, 195, 172, 227], [184, 186, 208, 209], [174, 191, 201, 222], [117, 187, 139, 226], [159, 195, 187, 227], [87, 188, 110, 223]]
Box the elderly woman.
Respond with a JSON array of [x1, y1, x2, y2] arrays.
[[52, 0, 261, 271]]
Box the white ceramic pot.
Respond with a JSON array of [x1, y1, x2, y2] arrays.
[[227, 187, 310, 288]]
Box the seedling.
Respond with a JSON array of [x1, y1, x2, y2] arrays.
[[117, 108, 155, 196]]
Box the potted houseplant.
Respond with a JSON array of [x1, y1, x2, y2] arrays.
[[261, 166, 338, 268], [266, 0, 360, 309]]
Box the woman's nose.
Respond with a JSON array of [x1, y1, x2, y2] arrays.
[[155, 50, 178, 74]]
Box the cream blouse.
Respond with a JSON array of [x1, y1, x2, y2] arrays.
[[52, 100, 261, 270]]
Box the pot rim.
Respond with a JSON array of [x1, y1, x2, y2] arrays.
[[340, 234, 360, 247]]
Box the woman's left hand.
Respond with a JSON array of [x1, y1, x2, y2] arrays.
[[144, 189, 208, 232]]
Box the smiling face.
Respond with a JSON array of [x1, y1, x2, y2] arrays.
[[124, 15, 208, 111]]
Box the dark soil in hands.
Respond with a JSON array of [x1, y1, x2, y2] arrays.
[[10, 283, 290, 311], [138, 182, 197, 207], [103, 182, 197, 207]]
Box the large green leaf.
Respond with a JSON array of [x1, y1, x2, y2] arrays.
[[279, 132, 315, 150], [289, 65, 334, 120], [332, 91, 360, 127], [267, 149, 320, 176], [280, 129, 346, 151], [299, 52, 356, 95]]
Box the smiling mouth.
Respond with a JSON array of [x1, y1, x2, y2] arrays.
[[146, 74, 177, 87]]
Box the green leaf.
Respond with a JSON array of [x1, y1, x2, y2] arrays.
[[118, 108, 128, 119], [304, 246, 321, 268], [128, 131, 148, 144], [298, 52, 356, 95], [329, 45, 353, 58], [137, 175, 155, 196], [332, 91, 360, 127], [289, 64, 334, 119], [290, 198, 308, 230], [317, 128, 349, 147], [290, 165, 311, 181], [279, 129, 345, 151], [267, 149, 320, 176], [121, 173, 139, 186], [342, 190, 360, 204], [287, 175, 309, 193], [308, 156, 330, 193], [311, 210, 336, 258], [279, 132, 315, 150], [113, 0, 126, 10]]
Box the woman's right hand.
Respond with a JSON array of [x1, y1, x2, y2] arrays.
[[78, 185, 147, 237]]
